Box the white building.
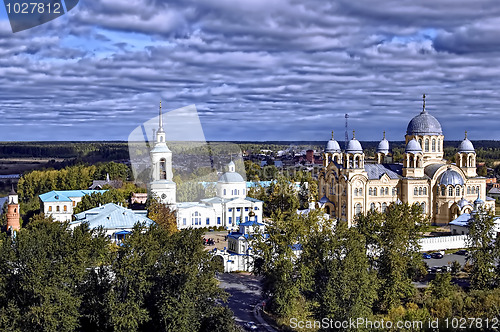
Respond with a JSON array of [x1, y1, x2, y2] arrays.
[[39, 190, 107, 222], [69, 203, 153, 243], [148, 103, 263, 230]]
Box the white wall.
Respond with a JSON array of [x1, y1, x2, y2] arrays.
[[419, 235, 467, 252]]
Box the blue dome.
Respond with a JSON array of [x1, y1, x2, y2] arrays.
[[457, 198, 470, 209], [346, 139, 363, 154], [406, 110, 443, 136], [439, 167, 464, 186], [405, 139, 422, 153], [325, 139, 341, 153], [319, 195, 330, 204], [377, 138, 390, 154], [458, 138, 475, 153]]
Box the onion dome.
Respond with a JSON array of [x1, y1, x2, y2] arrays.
[[346, 130, 363, 154], [406, 94, 443, 136], [319, 195, 330, 204], [457, 131, 475, 153], [439, 167, 464, 186], [325, 131, 341, 153], [405, 139, 422, 153], [376, 131, 390, 154]]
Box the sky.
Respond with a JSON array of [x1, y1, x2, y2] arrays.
[[0, 0, 499, 142]]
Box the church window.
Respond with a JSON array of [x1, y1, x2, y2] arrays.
[[49, 206, 52, 212], [392, 188, 396, 196], [245, 216, 248, 222], [380, 188, 384, 196], [418, 138, 423, 147], [476, 186, 480, 194], [432, 139, 436, 152], [472, 186, 475, 194], [467, 186, 471, 194], [418, 187, 422, 195], [441, 186, 445, 196], [423, 187, 427, 195], [228, 208, 232, 212], [385, 187, 389, 195], [373, 188, 377, 196], [425, 139, 429, 152], [14, 208, 16, 213], [64, 205, 67, 212], [438, 139, 441, 152], [359, 188, 363, 195], [217, 217, 221, 225], [243, 189, 246, 195], [237, 208, 241, 212], [206, 218, 210, 225], [382, 203, 387, 213], [224, 189, 227, 195], [229, 217, 232, 224], [245, 207, 249, 211], [183, 218, 186, 225], [355, 203, 362, 216], [414, 187, 418, 196], [56, 206, 60, 212], [456, 186, 461, 196], [448, 186, 453, 196], [370, 203, 376, 211], [421, 202, 426, 213], [369, 188, 373, 196], [194, 211, 199, 216], [159, 158, 167, 180], [73, 201, 76, 207], [354, 188, 358, 196]]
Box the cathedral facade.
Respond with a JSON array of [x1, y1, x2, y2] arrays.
[[319, 96, 495, 226]]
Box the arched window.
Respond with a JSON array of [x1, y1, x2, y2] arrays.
[[467, 186, 471, 194], [355, 203, 362, 216], [49, 206, 52, 212], [369, 187, 373, 196], [380, 188, 384, 196], [448, 186, 453, 196], [414, 187, 418, 196], [64, 205, 67, 212], [359, 188, 363, 195], [373, 188, 377, 196], [418, 187, 422, 195], [441, 186, 446, 196], [14, 208, 17, 213], [469, 156, 473, 167], [476, 186, 480, 194], [421, 202, 426, 214], [382, 202, 387, 212], [425, 139, 429, 151], [392, 188, 396, 196], [456, 186, 461, 196], [438, 139, 441, 152], [423, 187, 427, 195], [159, 158, 167, 180], [354, 188, 358, 196], [472, 186, 476, 194], [56, 206, 60, 212], [432, 139, 436, 152], [385, 187, 389, 195], [418, 138, 423, 147], [224, 189, 227, 195], [370, 203, 376, 211]]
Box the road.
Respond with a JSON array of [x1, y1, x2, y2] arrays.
[[218, 273, 265, 330], [424, 252, 468, 269]]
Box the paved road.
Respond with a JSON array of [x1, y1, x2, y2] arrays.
[[424, 252, 468, 269], [218, 273, 264, 330]]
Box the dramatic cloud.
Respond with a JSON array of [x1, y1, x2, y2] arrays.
[[0, 0, 499, 141]]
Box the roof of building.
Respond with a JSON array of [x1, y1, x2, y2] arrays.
[[325, 139, 341, 153], [485, 196, 495, 201], [457, 198, 471, 209], [424, 163, 446, 179], [9, 185, 16, 195], [239, 219, 265, 227], [376, 138, 390, 154], [319, 195, 330, 204], [405, 139, 422, 153], [439, 167, 464, 186], [218, 172, 245, 183], [89, 179, 123, 190], [72, 203, 153, 229], [346, 138, 363, 154], [365, 164, 402, 180], [488, 187, 500, 195], [39, 190, 107, 203], [406, 110, 443, 136], [449, 213, 471, 227], [458, 137, 475, 153], [150, 143, 171, 153]]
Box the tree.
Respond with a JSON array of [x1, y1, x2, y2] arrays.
[[147, 200, 177, 234], [73, 190, 127, 214], [467, 207, 497, 290], [265, 175, 299, 216]]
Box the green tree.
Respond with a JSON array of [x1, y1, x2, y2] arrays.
[[147, 200, 177, 234], [467, 207, 497, 290]]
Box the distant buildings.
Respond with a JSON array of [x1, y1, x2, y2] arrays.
[[6, 185, 20, 231], [39, 190, 107, 222]]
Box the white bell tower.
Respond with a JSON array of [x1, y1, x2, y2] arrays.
[[149, 101, 177, 205]]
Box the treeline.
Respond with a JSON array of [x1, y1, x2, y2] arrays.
[[255, 204, 500, 331], [0, 217, 237, 332]]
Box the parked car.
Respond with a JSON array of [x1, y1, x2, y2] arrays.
[[456, 250, 469, 256], [441, 265, 451, 272], [431, 252, 444, 259], [244, 321, 258, 331], [422, 253, 431, 259]]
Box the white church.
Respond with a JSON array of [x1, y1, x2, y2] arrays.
[[148, 103, 263, 230]]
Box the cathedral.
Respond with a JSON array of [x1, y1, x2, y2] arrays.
[[319, 95, 495, 226]]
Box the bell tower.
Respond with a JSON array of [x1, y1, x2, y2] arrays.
[[6, 185, 20, 231], [149, 101, 177, 205]]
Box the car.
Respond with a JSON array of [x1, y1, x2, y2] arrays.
[[244, 321, 258, 331], [441, 265, 451, 272], [422, 253, 431, 259], [431, 252, 443, 259], [456, 250, 469, 256]]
